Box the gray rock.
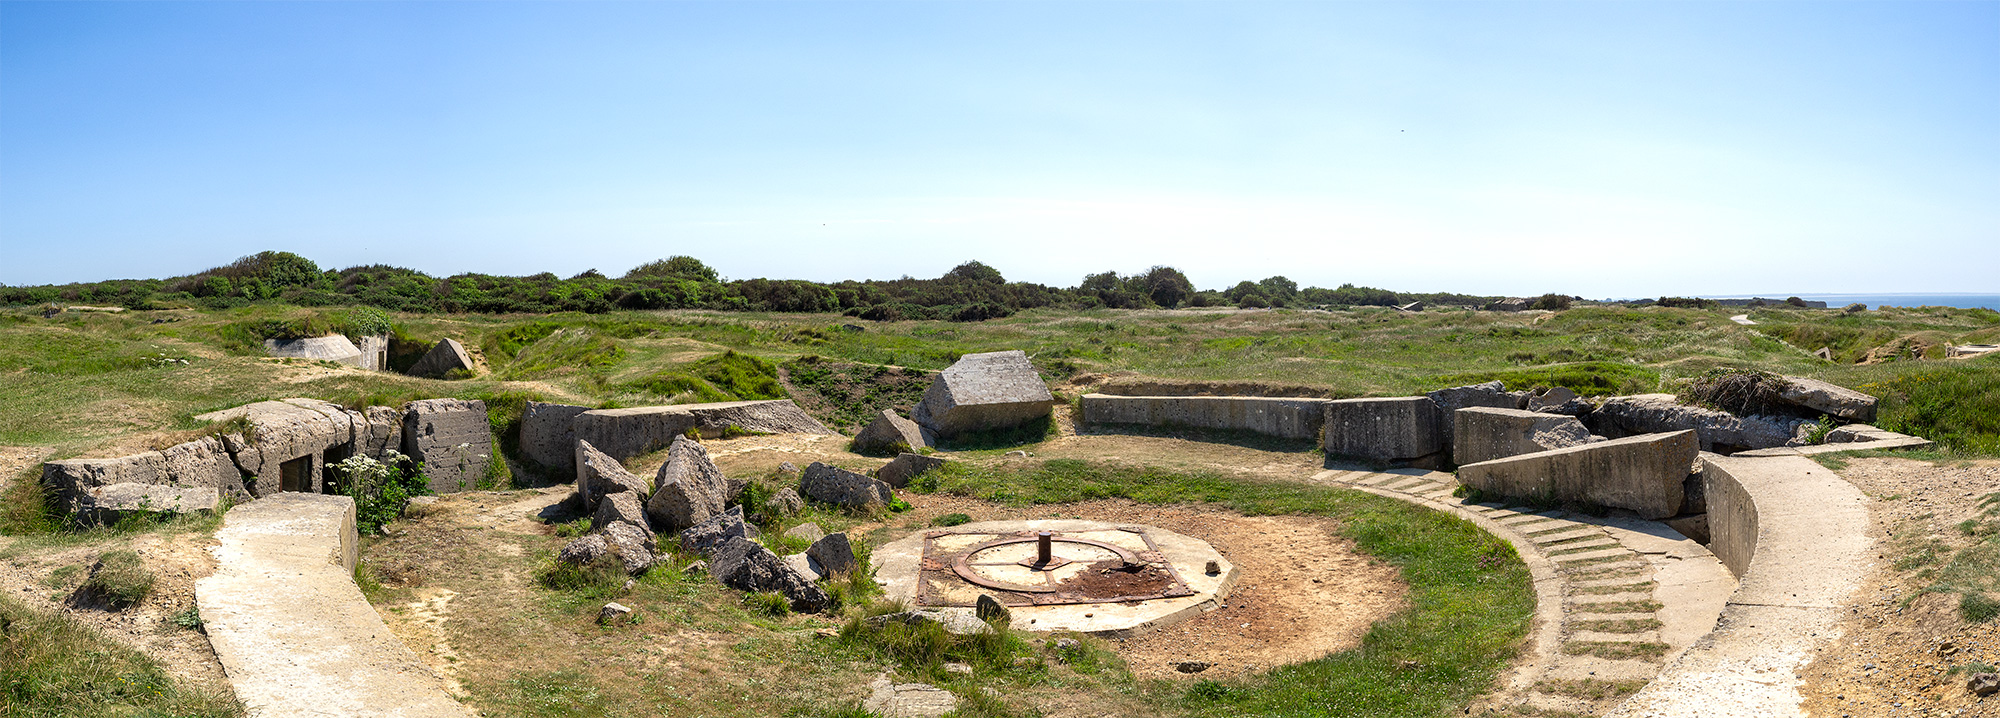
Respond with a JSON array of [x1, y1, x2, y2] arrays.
[[574, 439, 648, 513], [800, 462, 894, 509], [1773, 375, 1878, 422], [1426, 382, 1519, 449], [679, 505, 755, 556], [864, 674, 958, 718], [853, 410, 928, 455], [807, 532, 858, 576], [520, 401, 590, 472], [1453, 407, 1597, 466], [1525, 386, 1594, 416], [599, 520, 659, 574], [1967, 672, 1998, 697], [407, 338, 474, 379], [645, 436, 729, 533], [910, 350, 1059, 439], [865, 608, 993, 636], [975, 594, 1010, 624], [592, 491, 652, 538], [1590, 394, 1794, 452], [777, 462, 800, 476], [783, 522, 825, 543], [764, 488, 805, 516], [876, 453, 949, 489], [401, 398, 491, 494], [557, 534, 609, 565], [710, 536, 829, 612], [1174, 661, 1214, 674], [597, 602, 633, 624], [1844, 303, 1867, 314], [1323, 396, 1445, 464], [570, 400, 834, 462], [74, 483, 220, 525], [1458, 430, 1699, 520], [360, 406, 403, 460], [1825, 424, 1898, 444]]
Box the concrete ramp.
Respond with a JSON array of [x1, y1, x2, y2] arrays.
[[196, 494, 472, 718]]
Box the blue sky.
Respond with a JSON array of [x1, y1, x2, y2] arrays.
[[2, 1, 1995, 297]]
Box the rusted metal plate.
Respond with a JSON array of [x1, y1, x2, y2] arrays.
[[915, 528, 1195, 608]]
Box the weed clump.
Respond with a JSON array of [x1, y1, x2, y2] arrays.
[[75, 550, 155, 609]]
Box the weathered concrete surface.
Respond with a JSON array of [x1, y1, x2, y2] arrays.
[[911, 350, 1059, 438], [1774, 375, 1877, 422], [570, 400, 833, 461], [1322, 396, 1444, 463], [407, 338, 474, 379], [1590, 394, 1801, 452], [197, 494, 471, 718], [877, 453, 949, 488], [801, 462, 893, 509], [1732, 433, 1932, 457], [74, 483, 220, 524], [1458, 430, 1698, 520], [1452, 407, 1597, 466], [263, 335, 365, 366], [874, 519, 1236, 636], [1426, 381, 1524, 448], [573, 440, 647, 513], [1606, 454, 1870, 718], [360, 406, 403, 459], [402, 399, 491, 494], [356, 334, 390, 371], [519, 401, 590, 472], [864, 674, 958, 718], [1079, 394, 1330, 440], [853, 409, 929, 454], [645, 436, 728, 532], [199, 399, 360, 495], [41, 436, 246, 516]]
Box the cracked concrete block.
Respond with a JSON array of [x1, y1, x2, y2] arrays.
[[401, 398, 491, 494], [1459, 430, 1698, 519], [1453, 407, 1599, 466], [911, 350, 1058, 439], [1323, 396, 1445, 463]]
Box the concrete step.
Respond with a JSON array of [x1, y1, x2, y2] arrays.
[[1541, 656, 1665, 681], [1551, 547, 1634, 564], [1570, 576, 1658, 590], [1515, 692, 1600, 716], [1569, 591, 1654, 605], [1528, 528, 1602, 545], [1352, 473, 1400, 487], [1568, 611, 1661, 623], [1570, 629, 1663, 643], [1559, 561, 1651, 580], [1498, 511, 1567, 525], [1543, 537, 1620, 554]]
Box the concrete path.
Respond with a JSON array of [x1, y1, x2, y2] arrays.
[[1309, 468, 1734, 717], [1729, 314, 1756, 325], [196, 494, 473, 718]]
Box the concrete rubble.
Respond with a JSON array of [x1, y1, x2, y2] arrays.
[[853, 409, 928, 454], [1452, 407, 1600, 466], [1323, 396, 1446, 465], [710, 536, 829, 612], [407, 337, 474, 379], [801, 462, 894, 509], [876, 453, 949, 488], [568, 400, 834, 461], [911, 350, 1059, 439], [574, 439, 648, 514], [645, 436, 729, 533], [1425, 381, 1523, 448]]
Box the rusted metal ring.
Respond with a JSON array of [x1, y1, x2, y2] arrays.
[[950, 535, 1142, 593]]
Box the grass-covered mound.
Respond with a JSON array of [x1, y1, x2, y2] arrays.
[[0, 593, 242, 717]]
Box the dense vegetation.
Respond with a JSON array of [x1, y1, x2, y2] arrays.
[[1, 251, 1510, 319]]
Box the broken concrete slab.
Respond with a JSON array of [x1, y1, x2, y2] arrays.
[[1323, 396, 1445, 464], [407, 338, 474, 379], [520, 401, 591, 472], [75, 483, 220, 524], [262, 335, 365, 366], [1453, 407, 1599, 466], [911, 350, 1059, 439], [876, 453, 949, 489], [599, 521, 659, 574], [196, 494, 472, 718], [680, 505, 756, 556], [783, 522, 826, 544], [570, 400, 834, 461], [1426, 381, 1523, 448], [1459, 430, 1698, 519], [645, 436, 728, 533], [592, 491, 652, 537], [710, 536, 829, 612], [1774, 375, 1877, 422], [40, 436, 247, 516], [573, 439, 648, 513], [853, 409, 928, 455], [1590, 394, 1797, 452], [401, 398, 491, 494], [801, 462, 893, 509], [1078, 394, 1331, 440], [360, 405, 403, 460]]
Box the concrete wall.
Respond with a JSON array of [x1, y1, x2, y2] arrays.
[[1322, 396, 1445, 463], [571, 399, 834, 461], [1452, 407, 1595, 466], [402, 398, 491, 494], [520, 401, 591, 471], [1079, 394, 1330, 440], [1701, 455, 1759, 577], [1457, 430, 1697, 519]]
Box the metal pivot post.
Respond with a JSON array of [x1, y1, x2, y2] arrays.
[[1037, 531, 1053, 566]]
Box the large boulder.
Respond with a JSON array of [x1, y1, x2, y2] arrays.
[[910, 350, 1059, 439], [407, 338, 474, 379], [1589, 394, 1797, 452], [807, 532, 859, 576], [1323, 397, 1445, 464], [876, 453, 949, 489], [574, 440, 648, 513], [710, 536, 830, 613], [1453, 407, 1600, 466], [680, 505, 756, 556], [520, 401, 591, 472], [599, 521, 659, 574], [592, 491, 652, 537], [1458, 430, 1698, 519], [764, 488, 805, 516], [1773, 376, 1878, 422], [645, 436, 729, 533], [853, 410, 928, 455], [1425, 382, 1523, 450], [401, 398, 491, 493], [800, 462, 894, 509], [569, 400, 834, 461]]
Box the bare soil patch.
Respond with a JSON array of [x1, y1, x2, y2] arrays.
[[1799, 457, 2000, 717]]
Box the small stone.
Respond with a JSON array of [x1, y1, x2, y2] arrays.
[[944, 662, 973, 675], [1173, 661, 1212, 674], [763, 488, 805, 516], [1004, 450, 1029, 458], [777, 462, 800, 475], [1969, 672, 1999, 697], [597, 602, 632, 624], [783, 522, 826, 543], [1204, 560, 1220, 575], [975, 594, 1010, 624], [1053, 638, 1080, 650]]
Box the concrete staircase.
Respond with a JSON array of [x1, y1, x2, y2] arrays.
[[1309, 468, 1733, 717]]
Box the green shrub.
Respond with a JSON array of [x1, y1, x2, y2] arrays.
[[553, 518, 593, 538], [78, 550, 155, 609], [1426, 361, 1658, 397], [1861, 358, 2000, 453]]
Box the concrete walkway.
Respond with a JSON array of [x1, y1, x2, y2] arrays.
[[196, 494, 473, 718], [1309, 468, 1734, 717]]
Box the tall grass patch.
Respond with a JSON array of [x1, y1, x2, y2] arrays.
[[0, 593, 243, 717]]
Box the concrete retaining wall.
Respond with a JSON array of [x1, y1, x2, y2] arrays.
[[1322, 396, 1445, 463], [570, 400, 834, 462], [197, 494, 471, 717], [1457, 430, 1697, 519], [1606, 453, 1872, 717], [1079, 394, 1329, 439]]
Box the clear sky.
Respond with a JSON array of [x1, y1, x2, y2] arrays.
[[2, 1, 1995, 297]]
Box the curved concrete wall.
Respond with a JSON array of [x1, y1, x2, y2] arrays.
[[1607, 453, 1871, 718], [1078, 394, 1329, 439]]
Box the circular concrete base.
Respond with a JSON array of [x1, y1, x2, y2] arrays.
[[875, 519, 1237, 636]]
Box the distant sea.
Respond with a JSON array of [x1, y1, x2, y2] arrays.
[[1697, 294, 2000, 311]]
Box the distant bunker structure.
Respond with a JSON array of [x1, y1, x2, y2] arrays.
[[875, 519, 1237, 636]]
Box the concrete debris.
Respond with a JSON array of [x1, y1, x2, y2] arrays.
[[783, 522, 825, 544], [1323, 396, 1445, 465], [800, 462, 894, 509], [401, 398, 491, 494], [1458, 430, 1698, 520], [407, 338, 474, 379], [574, 439, 648, 514], [710, 536, 829, 613], [853, 409, 928, 455], [680, 505, 756, 556], [806, 532, 858, 576], [876, 453, 949, 489], [764, 488, 805, 516], [645, 436, 728, 533], [911, 350, 1059, 439], [1453, 407, 1599, 466], [864, 674, 959, 718], [866, 608, 994, 636]]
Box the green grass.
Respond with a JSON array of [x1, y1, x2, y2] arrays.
[[915, 459, 1536, 717], [0, 593, 243, 717], [77, 550, 155, 609]]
